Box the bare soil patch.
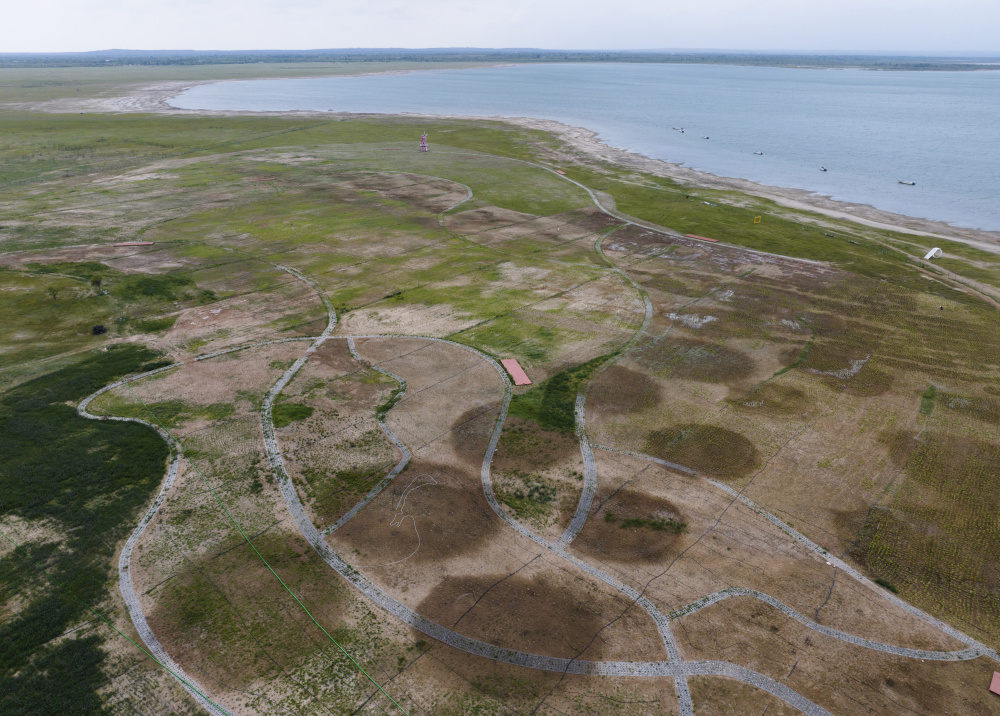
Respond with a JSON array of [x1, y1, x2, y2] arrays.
[[645, 424, 760, 478], [633, 337, 756, 384], [308, 338, 358, 374], [573, 487, 687, 564], [444, 206, 537, 234], [160, 277, 321, 357], [338, 301, 475, 337], [332, 461, 503, 567], [588, 364, 664, 416], [688, 676, 795, 716], [563, 206, 626, 233], [415, 572, 613, 660], [0, 244, 157, 269]]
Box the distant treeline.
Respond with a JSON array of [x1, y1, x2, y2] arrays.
[[1, 48, 997, 71]]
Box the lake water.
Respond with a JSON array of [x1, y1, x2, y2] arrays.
[[171, 64, 1000, 231]]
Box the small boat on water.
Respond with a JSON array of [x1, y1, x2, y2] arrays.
[[753, 151, 764, 155], [898, 180, 916, 186], [701, 136, 710, 139], [820, 166, 828, 172]]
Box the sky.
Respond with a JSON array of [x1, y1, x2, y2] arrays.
[[2, 0, 998, 54]]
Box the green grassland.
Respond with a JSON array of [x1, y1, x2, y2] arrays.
[[2, 64, 1000, 714]]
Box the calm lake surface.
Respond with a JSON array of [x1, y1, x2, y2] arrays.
[[172, 64, 1000, 231]]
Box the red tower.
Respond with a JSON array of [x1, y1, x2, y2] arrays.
[[420, 133, 428, 152]]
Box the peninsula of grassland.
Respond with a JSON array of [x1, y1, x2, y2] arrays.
[[1, 60, 1000, 716]]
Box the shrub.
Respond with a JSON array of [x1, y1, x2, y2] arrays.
[[131, 315, 178, 333], [874, 577, 899, 594], [272, 402, 314, 427], [110, 273, 195, 301]]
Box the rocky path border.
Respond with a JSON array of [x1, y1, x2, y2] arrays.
[[319, 337, 411, 536], [670, 588, 985, 661], [589, 443, 1000, 663], [80, 166, 999, 716], [79, 365, 232, 716]]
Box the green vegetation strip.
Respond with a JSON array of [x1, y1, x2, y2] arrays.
[[0, 527, 234, 716], [509, 352, 618, 433], [122, 383, 411, 716]]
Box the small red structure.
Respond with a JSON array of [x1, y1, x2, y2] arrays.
[[554, 170, 567, 175], [501, 358, 532, 386], [114, 241, 154, 247], [420, 133, 429, 152], [684, 234, 718, 243], [990, 671, 1000, 696]]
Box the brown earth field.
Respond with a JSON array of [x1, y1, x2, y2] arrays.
[[330, 457, 667, 664], [688, 676, 800, 716], [570, 450, 962, 654], [583, 220, 1000, 648], [676, 597, 999, 715]]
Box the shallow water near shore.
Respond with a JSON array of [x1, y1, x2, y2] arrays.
[[171, 63, 1000, 231]]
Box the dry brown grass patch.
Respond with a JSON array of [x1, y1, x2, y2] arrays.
[[415, 571, 639, 661], [589, 365, 664, 416], [731, 382, 816, 417], [633, 337, 756, 384], [147, 530, 347, 686], [645, 424, 760, 478], [447, 404, 504, 469], [573, 488, 687, 564], [333, 461, 503, 567]]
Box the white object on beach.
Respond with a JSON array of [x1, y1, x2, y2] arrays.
[[923, 248, 943, 260]]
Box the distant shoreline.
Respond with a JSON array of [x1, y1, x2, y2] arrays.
[[21, 66, 1000, 254], [4, 49, 1000, 72]]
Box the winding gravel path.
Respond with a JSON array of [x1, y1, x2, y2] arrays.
[[553, 233, 656, 551], [705, 478, 1000, 663], [84, 166, 1000, 716], [669, 588, 986, 661], [320, 337, 411, 536], [591, 443, 696, 475], [79, 366, 233, 716]]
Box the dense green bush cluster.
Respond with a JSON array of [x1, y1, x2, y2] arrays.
[[272, 401, 314, 427], [109, 273, 195, 302], [0, 345, 170, 714]]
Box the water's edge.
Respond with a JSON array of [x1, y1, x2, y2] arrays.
[[149, 67, 998, 247]]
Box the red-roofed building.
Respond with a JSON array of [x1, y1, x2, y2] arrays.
[[990, 671, 1000, 696], [501, 358, 532, 386]]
